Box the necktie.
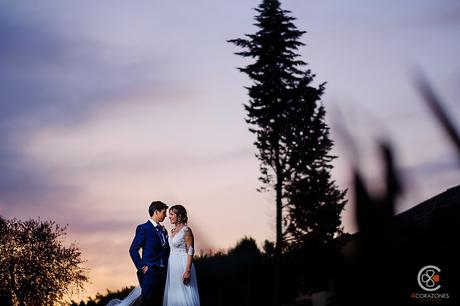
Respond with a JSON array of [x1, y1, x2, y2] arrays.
[[156, 226, 165, 244], [155, 226, 166, 267]]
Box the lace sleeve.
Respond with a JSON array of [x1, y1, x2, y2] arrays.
[[184, 227, 195, 256]]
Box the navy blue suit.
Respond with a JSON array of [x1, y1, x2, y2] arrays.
[[130, 221, 170, 306]]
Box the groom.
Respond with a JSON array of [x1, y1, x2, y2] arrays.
[[130, 201, 170, 306]]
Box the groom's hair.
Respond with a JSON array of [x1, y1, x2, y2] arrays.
[[149, 201, 168, 216]]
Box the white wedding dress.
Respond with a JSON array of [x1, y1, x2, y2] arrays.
[[107, 226, 200, 306], [163, 226, 200, 306]]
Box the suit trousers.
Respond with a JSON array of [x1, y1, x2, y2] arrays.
[[138, 266, 167, 306]]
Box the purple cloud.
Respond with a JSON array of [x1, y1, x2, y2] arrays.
[[0, 3, 168, 215]]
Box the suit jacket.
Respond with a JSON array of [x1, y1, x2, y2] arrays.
[[129, 221, 170, 271]]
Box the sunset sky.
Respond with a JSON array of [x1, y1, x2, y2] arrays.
[[1, 0, 459, 300]]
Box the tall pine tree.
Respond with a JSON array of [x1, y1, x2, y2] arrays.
[[285, 76, 347, 250], [229, 0, 346, 255]]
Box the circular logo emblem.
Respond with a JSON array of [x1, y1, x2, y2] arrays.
[[417, 265, 441, 292]]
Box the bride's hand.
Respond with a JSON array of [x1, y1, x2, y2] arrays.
[[182, 270, 191, 285]]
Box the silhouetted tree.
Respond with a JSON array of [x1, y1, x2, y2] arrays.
[[0, 216, 88, 306], [229, 0, 304, 257], [262, 239, 275, 257], [230, 5, 345, 304], [284, 82, 347, 250], [0, 216, 12, 305], [229, 0, 346, 252], [228, 236, 261, 264], [230, 1, 346, 302]]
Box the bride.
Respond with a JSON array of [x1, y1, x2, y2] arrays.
[[163, 204, 200, 306], [107, 204, 200, 306]]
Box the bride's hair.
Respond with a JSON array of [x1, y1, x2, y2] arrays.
[[170, 204, 188, 224]]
